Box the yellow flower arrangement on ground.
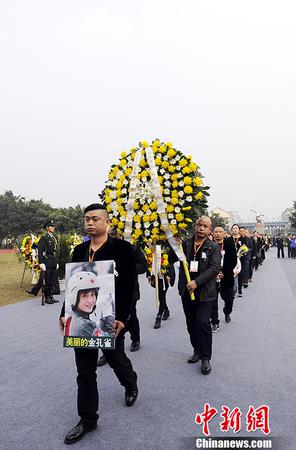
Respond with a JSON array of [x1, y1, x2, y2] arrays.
[[101, 139, 209, 244]]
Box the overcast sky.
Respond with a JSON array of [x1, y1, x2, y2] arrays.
[[1, 0, 295, 221]]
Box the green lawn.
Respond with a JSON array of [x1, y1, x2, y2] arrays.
[[0, 253, 34, 307]]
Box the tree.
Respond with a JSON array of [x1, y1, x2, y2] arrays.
[[209, 212, 229, 230], [289, 201, 296, 229]]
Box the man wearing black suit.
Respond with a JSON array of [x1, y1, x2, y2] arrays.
[[59, 204, 138, 445]]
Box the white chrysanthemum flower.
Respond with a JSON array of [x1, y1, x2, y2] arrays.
[[135, 223, 141, 229], [163, 156, 168, 161], [144, 223, 150, 229], [157, 153, 162, 159], [110, 191, 117, 199], [168, 213, 174, 219], [138, 211, 144, 217], [153, 221, 159, 227], [171, 219, 177, 224], [179, 181, 184, 187], [146, 210, 151, 215], [144, 230, 150, 236], [179, 200, 185, 205], [175, 155, 181, 161], [186, 196, 193, 202], [164, 189, 170, 195], [179, 191, 184, 197], [176, 166, 181, 171], [121, 188, 127, 194], [159, 168, 165, 175], [120, 217, 125, 222], [164, 173, 170, 180], [170, 158, 176, 164], [164, 181, 171, 187], [174, 207, 181, 213]]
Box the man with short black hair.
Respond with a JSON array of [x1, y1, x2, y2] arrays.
[[169, 216, 221, 375], [59, 204, 138, 445]]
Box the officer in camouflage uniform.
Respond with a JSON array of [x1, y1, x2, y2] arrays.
[[38, 219, 59, 304]]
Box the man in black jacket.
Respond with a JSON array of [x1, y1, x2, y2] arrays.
[[59, 204, 138, 445], [210, 226, 237, 332], [169, 216, 221, 375]]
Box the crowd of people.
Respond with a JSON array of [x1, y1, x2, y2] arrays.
[[24, 205, 294, 445]]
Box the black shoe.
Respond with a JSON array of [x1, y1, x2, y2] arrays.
[[162, 309, 170, 321], [238, 293, 243, 298], [97, 355, 107, 367], [225, 314, 231, 323], [154, 315, 161, 329], [243, 283, 248, 288], [130, 341, 140, 352], [64, 421, 97, 445], [211, 323, 220, 333], [50, 297, 59, 303], [201, 359, 211, 375], [25, 289, 38, 296], [125, 387, 138, 407], [45, 298, 54, 304], [187, 352, 200, 363]]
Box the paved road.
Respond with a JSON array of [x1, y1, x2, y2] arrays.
[[0, 248, 295, 450]]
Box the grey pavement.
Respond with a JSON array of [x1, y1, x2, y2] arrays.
[[0, 248, 295, 450]]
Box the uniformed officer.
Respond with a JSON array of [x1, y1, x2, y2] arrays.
[[38, 219, 59, 304]]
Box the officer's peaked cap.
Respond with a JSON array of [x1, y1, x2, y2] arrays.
[[44, 219, 55, 228]]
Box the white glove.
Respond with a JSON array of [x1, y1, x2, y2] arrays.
[[56, 263, 59, 270], [40, 263, 46, 272]]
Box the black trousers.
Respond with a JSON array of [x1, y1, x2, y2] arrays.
[[181, 293, 213, 360], [74, 332, 137, 426], [277, 247, 284, 258], [211, 284, 234, 325], [44, 256, 59, 298], [157, 284, 168, 316], [127, 303, 140, 342]]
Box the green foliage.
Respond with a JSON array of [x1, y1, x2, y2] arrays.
[[0, 190, 85, 244], [210, 212, 229, 230]]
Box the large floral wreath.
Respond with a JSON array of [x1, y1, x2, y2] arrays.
[[20, 235, 41, 273], [101, 139, 209, 245]]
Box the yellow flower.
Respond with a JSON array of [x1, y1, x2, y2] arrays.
[[133, 215, 141, 223], [141, 140, 149, 148], [142, 214, 150, 223], [182, 167, 191, 174], [146, 248, 152, 255], [195, 177, 202, 187], [111, 218, 118, 226], [134, 201, 139, 210], [116, 181, 123, 189], [116, 192, 122, 200], [169, 224, 177, 234], [165, 142, 173, 148], [158, 176, 163, 184], [121, 151, 127, 158], [162, 161, 169, 169], [178, 223, 187, 229], [176, 213, 184, 222], [107, 205, 112, 213], [171, 197, 179, 205], [195, 191, 203, 200], [171, 173, 178, 181], [150, 201, 157, 210], [166, 205, 174, 213], [105, 196, 112, 204], [185, 218, 193, 223], [152, 227, 159, 235], [184, 185, 193, 194], [119, 159, 127, 168], [172, 180, 178, 188], [139, 159, 147, 168], [150, 212, 158, 221], [125, 168, 132, 176], [141, 170, 148, 178], [172, 190, 179, 197], [142, 204, 149, 212], [159, 145, 166, 153], [183, 176, 192, 185], [179, 158, 188, 167], [168, 165, 176, 173], [190, 162, 198, 171], [167, 149, 176, 158], [118, 221, 125, 229], [182, 206, 192, 211], [188, 155, 192, 161], [155, 157, 162, 166]]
